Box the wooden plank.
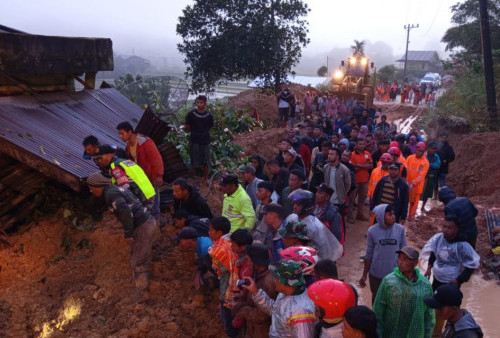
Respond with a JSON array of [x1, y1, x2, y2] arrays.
[[0, 141, 82, 192]]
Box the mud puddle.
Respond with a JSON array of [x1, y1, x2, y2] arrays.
[[337, 203, 500, 337]]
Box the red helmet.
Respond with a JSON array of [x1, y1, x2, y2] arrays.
[[389, 141, 400, 149], [380, 153, 392, 163], [279, 246, 318, 275], [416, 142, 426, 150], [307, 279, 356, 322], [388, 146, 401, 156]]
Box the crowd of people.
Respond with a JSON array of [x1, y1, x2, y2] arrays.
[[375, 81, 438, 107], [80, 92, 484, 337]]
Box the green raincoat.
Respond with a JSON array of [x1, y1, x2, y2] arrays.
[[373, 267, 435, 338]]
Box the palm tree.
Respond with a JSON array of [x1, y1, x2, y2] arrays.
[[350, 40, 366, 57]]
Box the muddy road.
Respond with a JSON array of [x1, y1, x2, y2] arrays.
[[338, 187, 499, 338]]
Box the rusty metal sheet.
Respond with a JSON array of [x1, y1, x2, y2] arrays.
[[0, 88, 145, 190], [158, 142, 188, 183]]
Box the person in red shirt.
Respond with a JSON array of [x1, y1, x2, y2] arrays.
[[117, 121, 164, 224], [348, 138, 373, 222]]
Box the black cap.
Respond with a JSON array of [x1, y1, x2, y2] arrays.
[[290, 169, 306, 181], [173, 227, 200, 243], [219, 174, 239, 186], [388, 162, 401, 169], [317, 183, 334, 196], [424, 284, 463, 308], [396, 246, 419, 260], [247, 244, 270, 267], [92, 144, 115, 158]]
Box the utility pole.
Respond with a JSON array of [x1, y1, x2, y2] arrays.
[[479, 0, 498, 127], [403, 24, 419, 82]]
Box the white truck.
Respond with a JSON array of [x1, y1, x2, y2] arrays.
[[419, 73, 441, 87]]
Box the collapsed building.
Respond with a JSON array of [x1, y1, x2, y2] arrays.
[[0, 25, 186, 231]]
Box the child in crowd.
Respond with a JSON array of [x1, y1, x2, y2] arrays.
[[172, 208, 210, 236], [208, 216, 240, 337], [314, 259, 339, 280], [230, 229, 254, 280], [229, 229, 254, 329], [232, 244, 278, 337], [174, 227, 216, 309]]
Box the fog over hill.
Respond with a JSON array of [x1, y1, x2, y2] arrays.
[[295, 40, 398, 76]]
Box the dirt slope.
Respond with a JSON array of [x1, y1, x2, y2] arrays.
[[0, 208, 224, 337], [228, 84, 319, 124]]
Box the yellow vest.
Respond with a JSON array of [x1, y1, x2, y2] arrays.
[[110, 160, 156, 199]]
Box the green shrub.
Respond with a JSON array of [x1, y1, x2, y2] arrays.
[[432, 64, 500, 131]]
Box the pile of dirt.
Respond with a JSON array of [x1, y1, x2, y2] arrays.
[[228, 84, 320, 124], [446, 131, 500, 199], [0, 207, 225, 337], [234, 128, 286, 161]]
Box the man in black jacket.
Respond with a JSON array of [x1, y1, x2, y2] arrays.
[[436, 132, 455, 187], [438, 186, 478, 248], [172, 178, 213, 219], [371, 162, 409, 224], [314, 183, 343, 244], [371, 138, 390, 170]]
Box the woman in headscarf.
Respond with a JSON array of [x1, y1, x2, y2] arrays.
[[251, 154, 269, 181], [292, 135, 312, 178], [358, 125, 369, 140], [407, 135, 418, 154]]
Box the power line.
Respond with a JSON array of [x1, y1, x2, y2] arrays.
[[422, 0, 444, 36]]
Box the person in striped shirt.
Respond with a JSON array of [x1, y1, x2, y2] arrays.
[[370, 162, 409, 224]]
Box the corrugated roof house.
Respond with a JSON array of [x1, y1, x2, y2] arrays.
[[0, 26, 186, 229], [395, 51, 442, 73]]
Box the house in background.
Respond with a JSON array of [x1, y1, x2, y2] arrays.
[[396, 51, 442, 73]]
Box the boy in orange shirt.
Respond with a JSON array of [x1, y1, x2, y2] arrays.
[[209, 216, 240, 337]]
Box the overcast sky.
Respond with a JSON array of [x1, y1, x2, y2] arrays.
[[1, 0, 460, 66]]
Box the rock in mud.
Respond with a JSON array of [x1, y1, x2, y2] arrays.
[[165, 321, 179, 332]]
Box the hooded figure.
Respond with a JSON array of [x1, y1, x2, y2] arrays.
[[292, 136, 311, 178], [368, 204, 407, 278], [338, 138, 350, 151], [358, 125, 369, 140], [438, 186, 478, 248], [251, 154, 269, 181], [361, 204, 407, 303], [407, 135, 418, 154], [438, 186, 457, 205]]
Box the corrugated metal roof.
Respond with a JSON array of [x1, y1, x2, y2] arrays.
[[0, 88, 144, 187], [395, 51, 439, 62]]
